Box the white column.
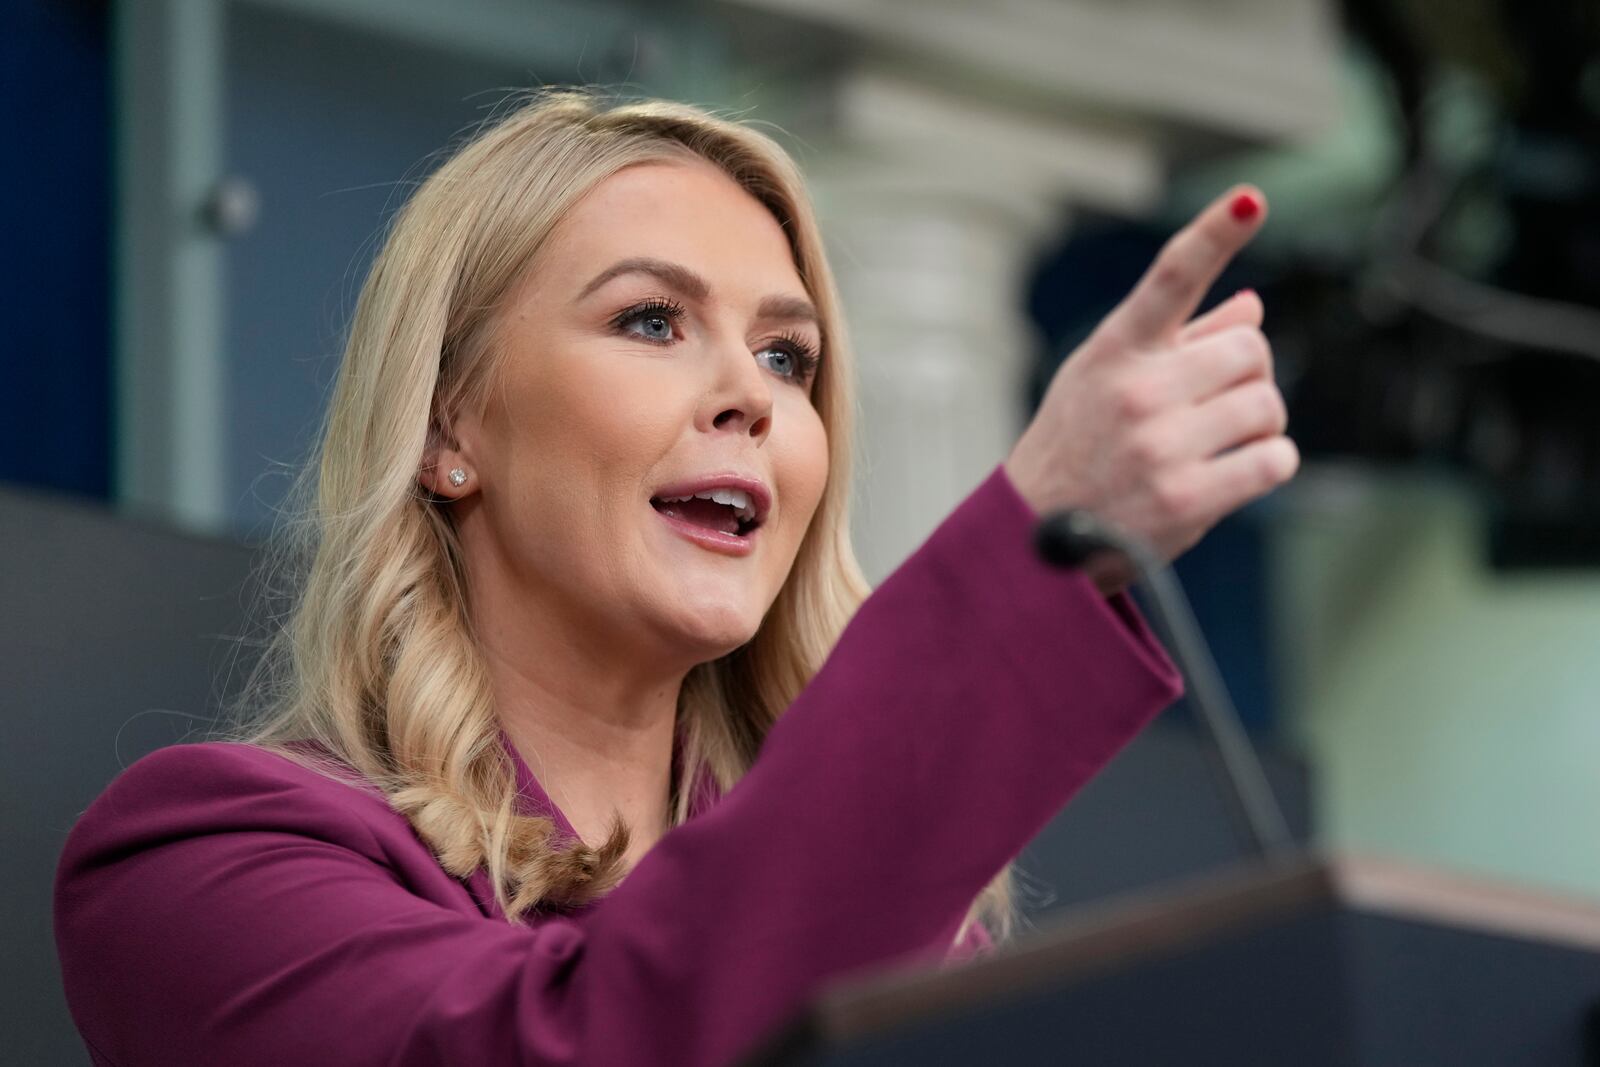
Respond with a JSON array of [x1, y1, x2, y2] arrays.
[[816, 166, 1055, 581], [805, 71, 1163, 580], [714, 0, 1339, 576]]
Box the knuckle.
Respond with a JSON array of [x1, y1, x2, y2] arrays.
[[1223, 326, 1271, 374], [1242, 327, 1273, 368], [1148, 258, 1189, 300], [1113, 374, 1162, 420], [1252, 382, 1288, 431], [1226, 381, 1281, 433], [1271, 395, 1290, 434], [1127, 426, 1172, 469], [1153, 474, 1199, 522]]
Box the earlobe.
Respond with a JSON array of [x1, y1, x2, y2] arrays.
[[420, 414, 478, 499], [420, 450, 475, 499]]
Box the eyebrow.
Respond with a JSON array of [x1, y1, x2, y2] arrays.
[[577, 256, 819, 325]]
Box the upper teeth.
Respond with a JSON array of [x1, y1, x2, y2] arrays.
[[658, 488, 758, 522]]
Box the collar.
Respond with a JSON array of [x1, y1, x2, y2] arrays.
[[499, 728, 583, 840], [468, 728, 724, 918]]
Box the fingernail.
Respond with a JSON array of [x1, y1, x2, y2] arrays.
[[1230, 192, 1262, 222], [1235, 287, 1257, 300]]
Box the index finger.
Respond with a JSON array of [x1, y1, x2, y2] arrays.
[[1098, 185, 1267, 350]]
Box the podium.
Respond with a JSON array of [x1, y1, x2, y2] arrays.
[[748, 854, 1600, 1066]]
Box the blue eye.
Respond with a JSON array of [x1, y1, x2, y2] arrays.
[[757, 334, 821, 385], [631, 313, 674, 341], [612, 299, 685, 344], [612, 299, 821, 386], [757, 347, 795, 376]]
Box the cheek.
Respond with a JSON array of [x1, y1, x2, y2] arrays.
[[486, 349, 690, 579], [526, 352, 671, 455], [772, 399, 831, 549], [500, 348, 684, 489]]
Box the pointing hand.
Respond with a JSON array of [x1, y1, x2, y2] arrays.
[[1003, 186, 1299, 592]]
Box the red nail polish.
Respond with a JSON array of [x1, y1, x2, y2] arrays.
[[1230, 192, 1261, 222]]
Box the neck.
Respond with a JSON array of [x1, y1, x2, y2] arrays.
[[473, 593, 687, 874]]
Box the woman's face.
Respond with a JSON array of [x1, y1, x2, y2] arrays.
[[439, 159, 830, 670]]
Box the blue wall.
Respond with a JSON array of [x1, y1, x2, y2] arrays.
[[1, 0, 111, 500], [221, 6, 524, 536], [1027, 219, 1279, 732]]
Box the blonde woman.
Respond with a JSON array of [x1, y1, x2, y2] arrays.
[[54, 92, 1292, 1066]]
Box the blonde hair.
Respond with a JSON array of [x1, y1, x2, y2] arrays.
[[235, 90, 1012, 935]]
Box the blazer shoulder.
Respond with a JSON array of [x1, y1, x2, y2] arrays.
[[66, 741, 400, 861]]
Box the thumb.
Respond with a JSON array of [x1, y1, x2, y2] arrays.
[[1178, 288, 1264, 344]]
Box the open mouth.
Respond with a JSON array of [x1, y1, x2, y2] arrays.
[[649, 489, 763, 537]]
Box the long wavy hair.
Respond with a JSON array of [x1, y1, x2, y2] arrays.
[[234, 90, 1012, 936]]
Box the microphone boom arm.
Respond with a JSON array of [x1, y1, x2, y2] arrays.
[[1037, 510, 1298, 862]]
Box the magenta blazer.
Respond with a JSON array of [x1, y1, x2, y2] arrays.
[[54, 467, 1181, 1066]]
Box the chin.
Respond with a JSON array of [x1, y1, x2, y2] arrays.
[[664, 598, 763, 662]]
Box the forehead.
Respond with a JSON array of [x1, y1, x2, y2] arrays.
[[535, 159, 806, 299]]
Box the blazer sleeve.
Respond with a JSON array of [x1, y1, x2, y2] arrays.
[[54, 465, 1181, 1067]]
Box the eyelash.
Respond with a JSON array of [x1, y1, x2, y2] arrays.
[[609, 297, 686, 337], [610, 298, 821, 385]]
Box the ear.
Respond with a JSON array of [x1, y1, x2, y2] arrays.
[[419, 408, 480, 501]]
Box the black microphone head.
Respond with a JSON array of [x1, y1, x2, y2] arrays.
[[1034, 509, 1119, 569]]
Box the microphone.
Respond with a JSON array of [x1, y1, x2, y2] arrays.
[[1036, 509, 1298, 862]]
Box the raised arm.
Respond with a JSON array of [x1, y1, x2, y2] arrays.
[[1005, 185, 1297, 590], [56, 468, 1177, 1067], [58, 185, 1293, 1067]]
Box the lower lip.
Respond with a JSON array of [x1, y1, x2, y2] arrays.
[[652, 507, 759, 557]]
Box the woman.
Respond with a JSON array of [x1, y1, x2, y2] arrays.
[[55, 92, 1294, 1066]]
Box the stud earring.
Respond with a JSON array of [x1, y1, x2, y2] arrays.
[[448, 467, 468, 488]]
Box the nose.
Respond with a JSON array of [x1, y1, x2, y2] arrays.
[[699, 340, 773, 444]]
